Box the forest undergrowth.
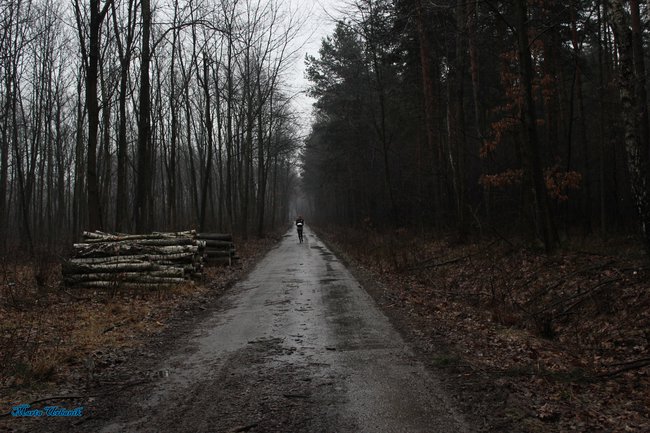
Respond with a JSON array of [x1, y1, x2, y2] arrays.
[[317, 225, 650, 432], [0, 236, 278, 414]]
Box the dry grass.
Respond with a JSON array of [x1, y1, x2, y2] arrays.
[[0, 236, 278, 412]]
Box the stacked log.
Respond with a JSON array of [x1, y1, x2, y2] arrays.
[[196, 233, 238, 265], [62, 231, 205, 289]]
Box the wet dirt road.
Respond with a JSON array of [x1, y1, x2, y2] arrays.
[[95, 227, 470, 432]]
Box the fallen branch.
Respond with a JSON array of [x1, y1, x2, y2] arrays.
[[64, 269, 185, 283], [599, 357, 650, 378], [402, 240, 498, 273], [67, 281, 185, 290], [533, 277, 619, 317], [523, 260, 615, 309], [405, 251, 483, 272]]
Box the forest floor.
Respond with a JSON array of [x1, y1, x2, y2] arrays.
[[0, 236, 279, 421], [1, 227, 649, 432], [315, 225, 650, 432]]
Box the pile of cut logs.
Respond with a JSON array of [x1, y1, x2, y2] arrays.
[[62, 231, 205, 290], [196, 233, 239, 266]]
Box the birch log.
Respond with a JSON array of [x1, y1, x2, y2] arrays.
[[63, 230, 206, 289]]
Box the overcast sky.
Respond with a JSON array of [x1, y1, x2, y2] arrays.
[[282, 0, 349, 138]]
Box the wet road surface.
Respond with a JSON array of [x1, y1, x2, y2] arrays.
[[97, 227, 470, 432]]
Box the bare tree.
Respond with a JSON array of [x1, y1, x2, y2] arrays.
[[112, 0, 138, 232], [74, 0, 113, 231], [515, 0, 558, 252], [607, 0, 650, 251], [135, 0, 152, 233]]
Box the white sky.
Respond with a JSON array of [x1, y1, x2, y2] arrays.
[[282, 0, 349, 139]]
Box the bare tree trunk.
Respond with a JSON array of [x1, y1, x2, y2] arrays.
[[214, 54, 225, 232], [185, 85, 200, 221], [598, 0, 609, 234], [11, 78, 34, 254], [99, 60, 112, 227], [363, 0, 397, 227], [466, 0, 483, 142], [241, 52, 253, 240], [608, 0, 650, 251], [414, 0, 441, 228], [54, 87, 67, 237], [630, 0, 649, 157], [0, 64, 11, 249], [115, 68, 129, 232], [225, 21, 234, 233], [447, 0, 468, 240], [515, 0, 558, 252], [112, 0, 137, 232], [199, 53, 214, 232], [135, 0, 151, 233], [45, 60, 55, 249], [74, 0, 111, 231], [570, 5, 592, 234], [177, 28, 200, 224], [167, 13, 179, 229], [270, 154, 278, 229], [256, 84, 269, 237], [153, 54, 167, 228], [73, 70, 86, 237]]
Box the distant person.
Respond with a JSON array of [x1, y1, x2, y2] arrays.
[[295, 215, 304, 243]]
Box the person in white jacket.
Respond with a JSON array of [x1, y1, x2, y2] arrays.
[[295, 215, 304, 243]]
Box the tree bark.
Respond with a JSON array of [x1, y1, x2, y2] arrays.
[[607, 0, 650, 251], [515, 0, 559, 252], [135, 0, 152, 233], [112, 0, 137, 232], [570, 5, 592, 233], [414, 0, 442, 228], [447, 0, 469, 240], [76, 0, 112, 231], [466, 0, 483, 142], [199, 53, 214, 232]]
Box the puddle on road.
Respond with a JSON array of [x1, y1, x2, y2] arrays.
[[319, 278, 340, 284], [321, 284, 348, 298], [282, 278, 304, 284], [309, 244, 337, 261], [328, 315, 364, 328], [264, 298, 291, 306]]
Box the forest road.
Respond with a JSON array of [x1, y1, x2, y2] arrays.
[[91, 226, 471, 432]]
